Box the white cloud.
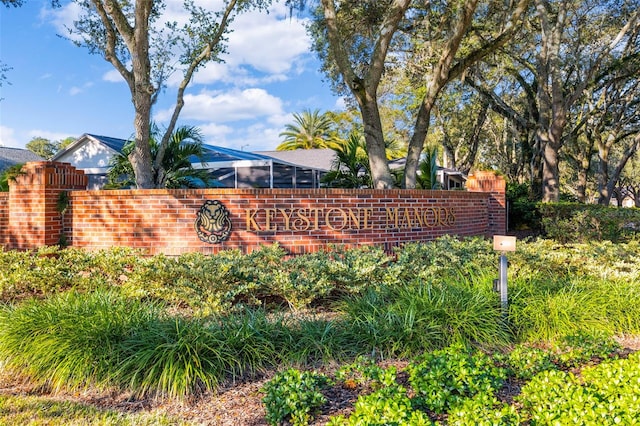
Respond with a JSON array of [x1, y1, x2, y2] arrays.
[[42, 2, 84, 42], [154, 88, 284, 123], [69, 82, 94, 96], [0, 126, 20, 148], [103, 69, 125, 83], [0, 127, 77, 149], [164, 2, 312, 87], [224, 10, 310, 75], [46, 1, 312, 88], [199, 122, 234, 144], [201, 121, 284, 152]]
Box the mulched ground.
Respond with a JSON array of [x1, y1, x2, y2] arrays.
[[1, 336, 639, 425]]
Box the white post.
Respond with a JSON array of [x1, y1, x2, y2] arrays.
[[499, 253, 508, 314], [493, 235, 516, 317]]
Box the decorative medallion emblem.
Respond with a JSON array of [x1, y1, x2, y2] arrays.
[[194, 200, 232, 244]]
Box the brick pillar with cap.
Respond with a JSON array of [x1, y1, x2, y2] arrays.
[[466, 171, 506, 236], [6, 162, 87, 249]]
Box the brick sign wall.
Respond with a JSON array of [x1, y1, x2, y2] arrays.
[[0, 162, 505, 255], [0, 193, 8, 240]]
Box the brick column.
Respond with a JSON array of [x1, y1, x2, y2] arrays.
[[466, 171, 506, 236], [7, 162, 87, 249]]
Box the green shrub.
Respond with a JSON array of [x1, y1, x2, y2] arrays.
[[408, 345, 507, 413], [323, 245, 390, 295], [581, 351, 640, 421], [538, 202, 640, 243], [551, 331, 621, 368], [387, 236, 497, 285], [0, 246, 141, 302], [287, 318, 355, 365], [327, 385, 432, 426], [262, 369, 329, 426], [507, 181, 541, 231], [335, 356, 398, 391], [446, 392, 521, 425], [517, 354, 640, 426], [258, 253, 333, 311], [509, 271, 640, 341], [504, 344, 557, 380]]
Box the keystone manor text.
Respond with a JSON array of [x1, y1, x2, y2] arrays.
[[244, 207, 456, 232]]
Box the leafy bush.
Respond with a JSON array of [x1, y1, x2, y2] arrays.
[[538, 202, 640, 243], [387, 236, 497, 285], [322, 244, 390, 295], [335, 356, 398, 391], [0, 246, 140, 302], [328, 385, 432, 426], [551, 331, 621, 368], [257, 253, 333, 311], [123, 249, 259, 316], [262, 369, 329, 426], [517, 353, 640, 425], [408, 345, 507, 413], [446, 392, 521, 425], [507, 181, 541, 231], [504, 344, 557, 380]]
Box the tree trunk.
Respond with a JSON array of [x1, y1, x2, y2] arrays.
[[598, 135, 640, 205], [131, 0, 155, 188], [360, 97, 395, 189], [575, 155, 590, 203], [404, 99, 436, 189], [597, 144, 611, 205], [541, 139, 561, 202]]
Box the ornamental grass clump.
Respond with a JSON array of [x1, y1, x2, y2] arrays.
[[0, 290, 293, 399], [0, 289, 160, 392], [341, 274, 512, 357]]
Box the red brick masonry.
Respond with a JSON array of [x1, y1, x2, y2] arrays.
[[1, 163, 505, 255]]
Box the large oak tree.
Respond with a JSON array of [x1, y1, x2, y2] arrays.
[[64, 0, 271, 188], [306, 0, 529, 188]]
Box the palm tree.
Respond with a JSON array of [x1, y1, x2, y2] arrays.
[[277, 109, 334, 150], [0, 164, 25, 192], [322, 133, 372, 188], [416, 144, 441, 190], [107, 125, 214, 189]]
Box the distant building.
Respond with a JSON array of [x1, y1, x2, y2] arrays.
[[49, 134, 468, 190], [0, 147, 44, 173], [52, 134, 329, 189]]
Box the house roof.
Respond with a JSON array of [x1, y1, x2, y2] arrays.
[[0, 147, 44, 172], [198, 144, 280, 167], [52, 134, 129, 162], [86, 134, 129, 153], [52, 134, 329, 172], [255, 149, 336, 172]]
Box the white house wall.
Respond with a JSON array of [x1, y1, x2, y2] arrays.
[[56, 137, 118, 174]]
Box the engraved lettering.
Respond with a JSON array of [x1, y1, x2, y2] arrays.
[[245, 209, 260, 231], [292, 209, 311, 231], [278, 208, 294, 230], [264, 208, 277, 231], [385, 208, 398, 229], [326, 208, 347, 231]]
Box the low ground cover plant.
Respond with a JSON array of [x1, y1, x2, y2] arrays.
[[262, 337, 637, 425], [0, 236, 639, 423]]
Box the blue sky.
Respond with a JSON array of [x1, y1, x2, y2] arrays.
[[0, 1, 342, 151]]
